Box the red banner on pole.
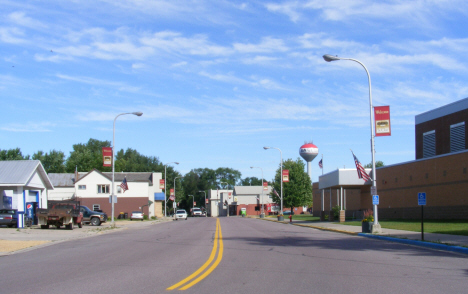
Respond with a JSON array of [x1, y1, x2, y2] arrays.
[[102, 147, 112, 167], [374, 106, 391, 137], [282, 170, 289, 182], [263, 181, 268, 190], [159, 179, 165, 189]]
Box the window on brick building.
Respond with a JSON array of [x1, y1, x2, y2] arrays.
[[423, 130, 435, 158], [450, 122, 465, 153]]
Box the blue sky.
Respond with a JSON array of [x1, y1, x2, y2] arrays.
[[1, 0, 468, 183]]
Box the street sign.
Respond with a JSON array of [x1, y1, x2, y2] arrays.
[[370, 186, 377, 195], [372, 195, 379, 205], [418, 192, 426, 205], [172, 202, 176, 208]]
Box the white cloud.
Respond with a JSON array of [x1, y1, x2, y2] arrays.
[[233, 37, 289, 53], [0, 27, 27, 44], [1, 122, 54, 132], [141, 31, 233, 56], [7, 11, 47, 29]]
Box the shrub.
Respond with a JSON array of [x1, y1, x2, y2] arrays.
[[362, 209, 374, 222], [332, 205, 341, 219]]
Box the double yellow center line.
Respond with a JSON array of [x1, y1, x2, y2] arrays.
[[167, 218, 223, 291]]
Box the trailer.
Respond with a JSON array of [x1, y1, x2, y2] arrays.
[[37, 200, 83, 230]]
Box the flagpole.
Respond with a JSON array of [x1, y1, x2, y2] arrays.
[[320, 155, 324, 212]]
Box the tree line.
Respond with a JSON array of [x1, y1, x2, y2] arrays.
[[1, 138, 313, 213]]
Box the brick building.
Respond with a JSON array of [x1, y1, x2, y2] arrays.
[[313, 97, 468, 220]]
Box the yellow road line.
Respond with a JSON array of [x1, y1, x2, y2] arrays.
[[167, 218, 223, 291]]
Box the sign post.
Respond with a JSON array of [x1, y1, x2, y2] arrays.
[[418, 192, 426, 241]]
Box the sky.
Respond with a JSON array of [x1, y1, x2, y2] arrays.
[[1, 0, 468, 183]]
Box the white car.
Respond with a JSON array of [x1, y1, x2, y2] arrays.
[[130, 211, 144, 221], [191, 207, 202, 217], [175, 209, 188, 220]]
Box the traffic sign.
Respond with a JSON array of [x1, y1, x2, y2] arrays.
[[372, 195, 379, 205], [418, 192, 426, 205]]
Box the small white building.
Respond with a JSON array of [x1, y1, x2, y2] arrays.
[[0, 160, 53, 228], [207, 186, 275, 217]]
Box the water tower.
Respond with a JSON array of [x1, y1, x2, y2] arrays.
[[299, 142, 319, 180]]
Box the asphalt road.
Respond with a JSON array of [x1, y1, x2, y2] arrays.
[[0, 217, 466, 294]]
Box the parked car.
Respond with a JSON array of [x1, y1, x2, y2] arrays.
[[79, 205, 107, 226], [191, 207, 202, 217], [0, 209, 18, 228], [175, 209, 188, 220], [130, 211, 144, 221], [283, 210, 294, 215]]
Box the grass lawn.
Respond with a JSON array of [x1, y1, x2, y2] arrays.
[[339, 220, 468, 236]]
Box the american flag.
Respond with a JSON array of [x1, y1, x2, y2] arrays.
[[352, 151, 371, 182], [273, 189, 280, 198], [318, 159, 323, 169], [120, 177, 129, 193]]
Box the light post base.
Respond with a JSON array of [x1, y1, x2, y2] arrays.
[[371, 223, 382, 234], [260, 213, 265, 218]]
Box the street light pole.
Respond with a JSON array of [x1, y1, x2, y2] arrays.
[[250, 166, 265, 218], [164, 162, 179, 217], [198, 191, 207, 217], [188, 195, 194, 213], [221, 181, 229, 217], [111, 111, 143, 227], [264, 146, 283, 214], [173, 176, 183, 218], [323, 54, 380, 230]]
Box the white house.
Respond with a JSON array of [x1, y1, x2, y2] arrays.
[[49, 169, 164, 219]]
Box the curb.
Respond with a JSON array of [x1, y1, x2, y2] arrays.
[[358, 233, 468, 255], [254, 217, 468, 255]]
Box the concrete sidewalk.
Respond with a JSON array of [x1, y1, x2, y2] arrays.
[[259, 217, 468, 255]]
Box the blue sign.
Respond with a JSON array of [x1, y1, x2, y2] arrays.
[[154, 192, 165, 201], [372, 195, 379, 205], [418, 192, 426, 205]]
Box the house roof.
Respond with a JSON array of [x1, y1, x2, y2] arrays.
[[0, 160, 54, 189], [74, 169, 154, 184], [234, 186, 272, 195], [48, 173, 87, 187]]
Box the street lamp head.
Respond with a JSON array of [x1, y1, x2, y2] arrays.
[[174, 162, 179, 165], [250, 166, 254, 169], [323, 54, 341, 62], [263, 146, 270, 150], [132, 112, 143, 116]]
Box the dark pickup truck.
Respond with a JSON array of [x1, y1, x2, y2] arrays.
[[79, 206, 108, 226], [37, 200, 83, 230]]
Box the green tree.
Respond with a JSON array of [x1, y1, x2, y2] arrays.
[[364, 161, 385, 168], [0, 148, 30, 160], [115, 148, 161, 172], [271, 158, 312, 213], [181, 168, 218, 211], [66, 138, 112, 172], [215, 167, 242, 188], [240, 176, 263, 186], [33, 150, 66, 173]]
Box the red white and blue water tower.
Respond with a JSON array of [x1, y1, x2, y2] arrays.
[[299, 142, 319, 181]]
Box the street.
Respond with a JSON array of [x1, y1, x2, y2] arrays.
[[0, 217, 466, 293]]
